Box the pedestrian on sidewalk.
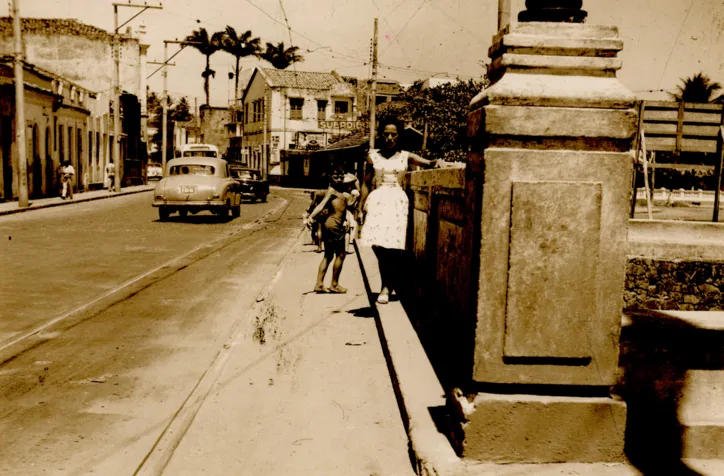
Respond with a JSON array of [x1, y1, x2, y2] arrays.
[[358, 116, 438, 304], [105, 159, 115, 192], [305, 166, 358, 294], [343, 172, 360, 254], [60, 161, 75, 200], [304, 189, 327, 253]]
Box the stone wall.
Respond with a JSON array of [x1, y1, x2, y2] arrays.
[[199, 106, 230, 157], [624, 258, 724, 311], [0, 17, 141, 97]]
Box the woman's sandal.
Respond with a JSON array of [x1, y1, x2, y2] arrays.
[[376, 293, 389, 304], [329, 285, 347, 294], [314, 285, 328, 293]]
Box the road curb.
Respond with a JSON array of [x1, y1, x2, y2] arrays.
[[354, 242, 465, 476], [0, 187, 154, 216]]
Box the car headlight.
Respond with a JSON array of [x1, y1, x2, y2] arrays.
[[213, 192, 221, 198]]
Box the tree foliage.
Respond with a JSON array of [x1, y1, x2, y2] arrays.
[[259, 41, 304, 70], [185, 28, 224, 105], [146, 91, 194, 125], [377, 79, 486, 161], [220, 26, 261, 101], [670, 72, 722, 103]]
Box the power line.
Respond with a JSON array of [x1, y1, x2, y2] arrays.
[[241, 0, 367, 63], [370, 0, 414, 67], [656, 0, 696, 90], [427, 0, 486, 43], [379, 0, 428, 58], [277, 0, 301, 90]]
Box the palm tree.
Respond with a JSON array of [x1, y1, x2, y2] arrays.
[[220, 27, 261, 103], [259, 41, 304, 70], [670, 72, 722, 103], [184, 28, 224, 105]]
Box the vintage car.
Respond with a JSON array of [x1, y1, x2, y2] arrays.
[[146, 162, 163, 181], [152, 157, 241, 221], [229, 166, 269, 203]]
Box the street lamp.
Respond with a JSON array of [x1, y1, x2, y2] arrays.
[[518, 0, 587, 23]]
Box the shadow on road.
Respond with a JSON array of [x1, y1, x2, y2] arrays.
[[156, 214, 236, 224]]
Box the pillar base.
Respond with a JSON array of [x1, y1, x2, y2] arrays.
[[451, 391, 626, 463], [518, 8, 588, 23]]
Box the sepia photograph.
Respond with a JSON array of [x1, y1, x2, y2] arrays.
[[0, 0, 723, 474]]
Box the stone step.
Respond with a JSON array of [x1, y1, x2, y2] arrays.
[[621, 310, 724, 460]]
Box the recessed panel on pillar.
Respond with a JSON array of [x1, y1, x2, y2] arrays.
[[504, 181, 602, 361]]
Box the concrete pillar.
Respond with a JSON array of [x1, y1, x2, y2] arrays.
[[456, 9, 637, 463]]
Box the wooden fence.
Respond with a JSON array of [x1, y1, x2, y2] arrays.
[[633, 101, 724, 221]]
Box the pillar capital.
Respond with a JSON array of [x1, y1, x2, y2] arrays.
[[518, 0, 588, 23]]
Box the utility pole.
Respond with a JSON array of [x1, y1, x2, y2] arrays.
[[11, 0, 27, 208], [149, 40, 201, 173], [162, 41, 168, 173], [262, 88, 267, 179], [112, 2, 162, 192], [369, 18, 378, 150]]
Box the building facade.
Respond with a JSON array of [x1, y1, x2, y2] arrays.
[[240, 68, 359, 177], [0, 60, 109, 200], [0, 17, 149, 189]]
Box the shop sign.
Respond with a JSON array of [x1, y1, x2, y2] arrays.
[[318, 120, 361, 130]]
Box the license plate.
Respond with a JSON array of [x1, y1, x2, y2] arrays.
[[180, 186, 196, 193]]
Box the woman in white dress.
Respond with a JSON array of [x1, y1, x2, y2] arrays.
[[359, 116, 437, 304]]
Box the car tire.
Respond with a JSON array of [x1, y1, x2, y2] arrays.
[[158, 207, 170, 222], [178, 209, 188, 218], [261, 193, 268, 203]]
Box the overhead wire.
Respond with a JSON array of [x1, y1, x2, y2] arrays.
[[241, 0, 367, 63], [379, 0, 428, 57], [656, 0, 696, 90], [371, 0, 414, 67]]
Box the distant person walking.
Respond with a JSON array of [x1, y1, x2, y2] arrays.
[[304, 189, 327, 253], [305, 167, 358, 293], [60, 161, 75, 200], [105, 159, 115, 192]]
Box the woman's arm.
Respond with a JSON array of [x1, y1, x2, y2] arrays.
[[408, 152, 436, 169], [358, 155, 374, 218], [308, 187, 333, 221]]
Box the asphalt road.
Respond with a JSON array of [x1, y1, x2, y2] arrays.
[[0, 189, 311, 475]]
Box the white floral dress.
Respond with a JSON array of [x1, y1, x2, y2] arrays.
[[360, 149, 409, 250]]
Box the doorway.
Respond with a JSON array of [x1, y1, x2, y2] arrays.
[[2, 117, 12, 200], [31, 124, 41, 198], [45, 126, 53, 195]]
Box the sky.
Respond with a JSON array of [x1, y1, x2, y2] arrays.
[[1, 0, 723, 107]]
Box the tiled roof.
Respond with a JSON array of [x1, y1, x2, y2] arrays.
[[323, 131, 368, 151], [0, 18, 111, 41], [260, 68, 341, 90]]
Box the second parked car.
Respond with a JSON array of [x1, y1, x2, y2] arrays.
[[230, 166, 269, 203]]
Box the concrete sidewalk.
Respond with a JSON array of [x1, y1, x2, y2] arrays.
[[159, 232, 415, 476], [354, 244, 724, 476], [0, 184, 154, 216]]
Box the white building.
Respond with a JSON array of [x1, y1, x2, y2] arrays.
[[421, 77, 460, 89], [240, 68, 359, 176]]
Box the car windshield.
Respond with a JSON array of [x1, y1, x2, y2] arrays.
[[182, 150, 217, 158], [170, 164, 216, 176], [233, 170, 257, 180]]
